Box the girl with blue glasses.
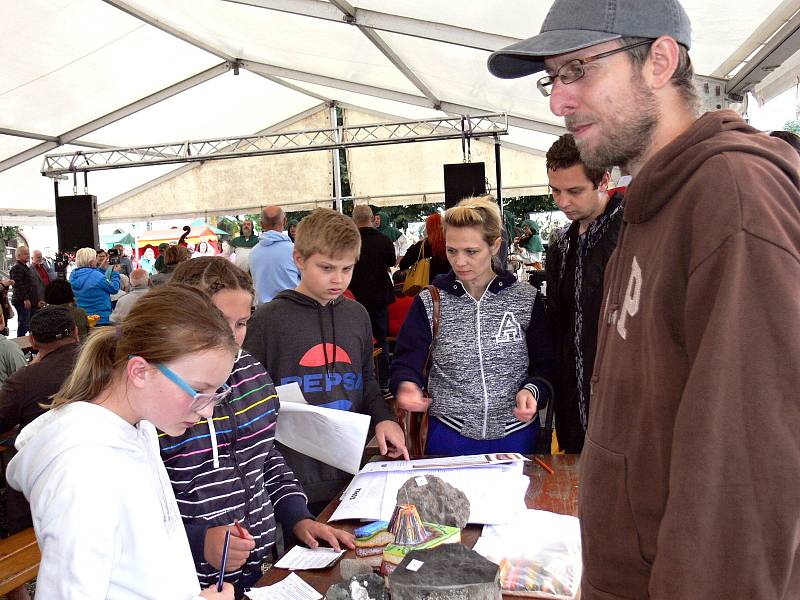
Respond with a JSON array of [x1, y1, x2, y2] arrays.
[[7, 284, 237, 600]]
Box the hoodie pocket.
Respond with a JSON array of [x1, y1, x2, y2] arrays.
[[580, 436, 651, 595]]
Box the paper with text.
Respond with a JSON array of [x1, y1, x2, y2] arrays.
[[245, 573, 321, 600], [274, 546, 346, 570]]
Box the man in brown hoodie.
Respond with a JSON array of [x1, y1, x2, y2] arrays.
[[489, 1, 800, 599]]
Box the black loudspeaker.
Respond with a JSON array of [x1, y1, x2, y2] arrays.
[[55, 195, 99, 252], [443, 162, 486, 208]]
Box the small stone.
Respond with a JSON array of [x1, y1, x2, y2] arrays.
[[396, 475, 470, 528], [325, 573, 386, 600], [339, 558, 374, 581], [388, 543, 501, 600]]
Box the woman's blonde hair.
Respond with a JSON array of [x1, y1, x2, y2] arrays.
[[443, 195, 502, 248], [48, 284, 237, 409], [75, 247, 97, 268], [170, 256, 254, 300]]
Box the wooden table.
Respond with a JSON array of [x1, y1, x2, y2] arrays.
[[256, 454, 579, 596]]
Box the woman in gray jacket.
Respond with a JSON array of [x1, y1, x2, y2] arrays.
[[390, 196, 554, 455]]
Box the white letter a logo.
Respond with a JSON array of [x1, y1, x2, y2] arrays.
[[495, 312, 522, 343]]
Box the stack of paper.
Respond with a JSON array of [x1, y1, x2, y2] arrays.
[[329, 454, 530, 525]]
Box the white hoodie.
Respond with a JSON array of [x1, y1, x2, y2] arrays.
[[6, 402, 205, 600]]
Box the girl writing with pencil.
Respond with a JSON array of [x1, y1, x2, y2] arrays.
[[162, 257, 354, 597], [6, 285, 235, 600]]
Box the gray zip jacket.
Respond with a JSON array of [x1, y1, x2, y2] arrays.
[[390, 270, 554, 440]]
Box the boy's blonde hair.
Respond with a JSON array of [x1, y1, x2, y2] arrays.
[[294, 208, 361, 261], [443, 195, 502, 248]]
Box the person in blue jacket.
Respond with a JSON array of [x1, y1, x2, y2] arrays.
[[69, 247, 121, 325]]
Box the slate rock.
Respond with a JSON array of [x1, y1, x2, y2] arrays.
[[339, 558, 374, 581], [396, 475, 470, 528], [325, 573, 386, 600], [388, 543, 501, 600]]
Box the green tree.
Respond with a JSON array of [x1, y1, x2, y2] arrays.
[[782, 119, 800, 133]]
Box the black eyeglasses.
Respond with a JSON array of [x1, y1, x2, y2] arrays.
[[537, 40, 653, 97]]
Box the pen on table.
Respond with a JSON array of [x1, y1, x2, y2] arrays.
[[533, 456, 555, 475], [217, 529, 231, 592], [234, 519, 247, 538]]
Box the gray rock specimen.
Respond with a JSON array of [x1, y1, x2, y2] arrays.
[[396, 474, 470, 528], [339, 558, 374, 581], [325, 573, 386, 600], [388, 544, 501, 600]]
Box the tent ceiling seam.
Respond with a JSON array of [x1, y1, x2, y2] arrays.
[[326, 0, 441, 107], [102, 0, 237, 63], [0, 62, 231, 175], [240, 60, 566, 135], [220, 0, 518, 52]]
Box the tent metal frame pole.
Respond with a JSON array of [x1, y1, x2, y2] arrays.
[[330, 104, 343, 213], [41, 113, 509, 177], [494, 134, 503, 209]]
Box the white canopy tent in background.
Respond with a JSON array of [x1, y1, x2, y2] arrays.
[[2, 0, 800, 226]]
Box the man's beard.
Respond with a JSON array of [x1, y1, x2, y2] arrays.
[[568, 75, 659, 172]]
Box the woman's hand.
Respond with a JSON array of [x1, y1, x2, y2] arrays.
[[199, 582, 234, 599], [292, 519, 355, 551], [395, 381, 431, 412], [375, 420, 410, 460], [513, 388, 538, 422]]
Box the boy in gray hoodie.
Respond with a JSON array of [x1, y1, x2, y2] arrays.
[[244, 208, 408, 513]]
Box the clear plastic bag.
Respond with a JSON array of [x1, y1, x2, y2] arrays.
[[498, 541, 580, 598]]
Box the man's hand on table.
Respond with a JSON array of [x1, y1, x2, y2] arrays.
[[204, 524, 255, 571], [375, 420, 410, 460], [292, 518, 355, 552]]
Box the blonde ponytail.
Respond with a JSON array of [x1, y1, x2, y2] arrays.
[[48, 327, 119, 408]]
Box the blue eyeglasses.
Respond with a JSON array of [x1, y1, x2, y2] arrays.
[[153, 362, 232, 413]]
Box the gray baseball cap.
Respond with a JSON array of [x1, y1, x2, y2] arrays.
[[487, 0, 692, 79]]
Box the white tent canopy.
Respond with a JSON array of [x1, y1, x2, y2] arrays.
[[2, 0, 799, 223]]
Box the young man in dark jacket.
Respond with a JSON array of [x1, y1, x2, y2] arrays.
[[489, 0, 800, 597], [544, 134, 624, 453]]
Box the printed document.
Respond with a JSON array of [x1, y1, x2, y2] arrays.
[[245, 573, 321, 600]]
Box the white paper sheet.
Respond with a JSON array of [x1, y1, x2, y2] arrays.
[[275, 401, 370, 475], [273, 546, 346, 570], [359, 453, 528, 474], [245, 573, 321, 600], [275, 382, 307, 404]]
